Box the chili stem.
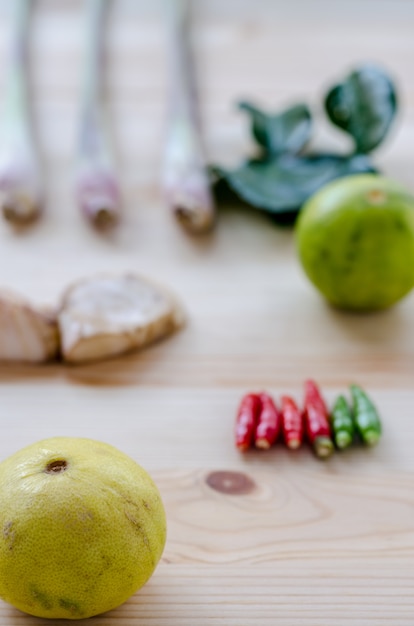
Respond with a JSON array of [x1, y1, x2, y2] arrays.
[[0, 0, 42, 224], [162, 0, 215, 233], [75, 0, 121, 229], [313, 436, 334, 459]]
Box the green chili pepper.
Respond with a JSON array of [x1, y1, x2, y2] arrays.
[[330, 395, 355, 449], [350, 384, 382, 446]]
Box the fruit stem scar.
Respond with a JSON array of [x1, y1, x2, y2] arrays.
[[45, 459, 68, 474], [367, 189, 387, 205]]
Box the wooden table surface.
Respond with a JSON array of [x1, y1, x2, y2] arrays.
[[0, 0, 413, 624]]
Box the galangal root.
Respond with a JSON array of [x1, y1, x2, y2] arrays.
[[0, 274, 183, 365]]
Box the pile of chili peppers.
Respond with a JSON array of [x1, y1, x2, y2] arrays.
[[234, 380, 382, 459]]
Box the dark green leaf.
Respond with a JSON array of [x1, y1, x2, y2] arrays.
[[213, 153, 377, 220], [239, 101, 312, 157], [325, 64, 398, 153]]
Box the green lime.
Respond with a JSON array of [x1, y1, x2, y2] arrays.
[[295, 174, 414, 311]]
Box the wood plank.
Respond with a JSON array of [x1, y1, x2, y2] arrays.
[[1, 466, 414, 624], [1, 561, 413, 625]]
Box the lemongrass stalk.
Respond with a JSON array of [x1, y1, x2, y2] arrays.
[[75, 0, 121, 228], [0, 0, 42, 224], [162, 0, 215, 233]]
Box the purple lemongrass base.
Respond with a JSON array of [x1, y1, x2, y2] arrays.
[[1, 191, 41, 224], [0, 170, 42, 224], [76, 170, 121, 229], [164, 171, 215, 234]]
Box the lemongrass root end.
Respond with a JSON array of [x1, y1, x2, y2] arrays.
[[166, 183, 215, 233], [1, 190, 41, 224], [76, 172, 121, 229]]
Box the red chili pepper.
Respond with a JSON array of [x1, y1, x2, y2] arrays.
[[234, 393, 261, 451], [254, 392, 281, 449], [303, 379, 334, 459], [281, 395, 304, 450]]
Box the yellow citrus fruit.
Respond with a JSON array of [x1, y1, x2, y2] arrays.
[[0, 437, 166, 619], [295, 174, 414, 311]]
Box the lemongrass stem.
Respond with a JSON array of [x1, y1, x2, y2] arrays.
[[162, 0, 215, 233], [75, 0, 121, 229], [0, 0, 42, 224]]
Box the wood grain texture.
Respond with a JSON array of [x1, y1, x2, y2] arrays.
[[2, 560, 413, 625], [0, 0, 412, 623]]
